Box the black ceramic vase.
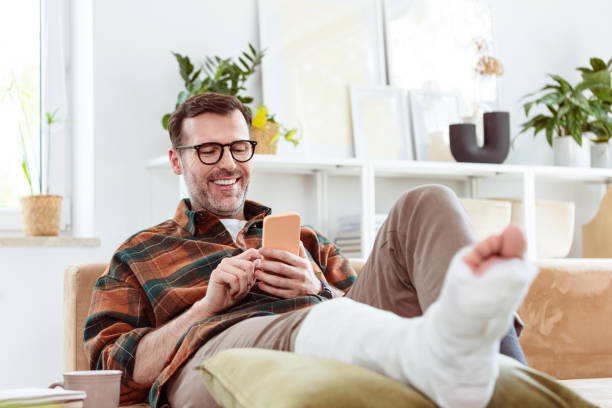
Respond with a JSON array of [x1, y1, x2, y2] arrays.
[[449, 111, 510, 164]]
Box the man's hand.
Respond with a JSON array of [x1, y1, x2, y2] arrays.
[[194, 248, 262, 316], [255, 242, 321, 298]]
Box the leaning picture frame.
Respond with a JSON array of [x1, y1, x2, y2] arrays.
[[258, 0, 386, 159], [384, 0, 497, 118], [408, 90, 461, 161], [350, 86, 414, 160]]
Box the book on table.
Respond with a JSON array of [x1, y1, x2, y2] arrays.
[[0, 388, 86, 407]]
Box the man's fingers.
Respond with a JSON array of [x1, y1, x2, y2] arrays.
[[259, 247, 303, 267], [228, 258, 256, 279], [298, 241, 307, 258], [237, 248, 263, 261], [223, 263, 250, 297], [213, 269, 241, 297], [257, 281, 295, 298], [256, 270, 296, 290], [260, 259, 299, 279]]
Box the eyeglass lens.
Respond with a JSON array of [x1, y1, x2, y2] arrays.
[[198, 141, 254, 164]]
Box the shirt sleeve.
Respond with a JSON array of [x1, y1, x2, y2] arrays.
[[300, 226, 357, 293], [83, 250, 155, 405]]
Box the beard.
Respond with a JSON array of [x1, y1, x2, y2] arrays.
[[184, 168, 249, 218]]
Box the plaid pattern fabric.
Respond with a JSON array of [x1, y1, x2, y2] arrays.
[[84, 199, 356, 407]]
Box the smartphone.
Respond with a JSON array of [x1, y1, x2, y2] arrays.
[[262, 213, 301, 255]]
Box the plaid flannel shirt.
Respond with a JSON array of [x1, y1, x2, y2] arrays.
[[84, 199, 356, 407]]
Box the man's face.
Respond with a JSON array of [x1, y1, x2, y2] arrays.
[[169, 110, 252, 219]]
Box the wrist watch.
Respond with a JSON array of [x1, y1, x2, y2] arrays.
[[317, 279, 333, 299]]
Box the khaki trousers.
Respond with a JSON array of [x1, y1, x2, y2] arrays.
[[167, 185, 494, 407]]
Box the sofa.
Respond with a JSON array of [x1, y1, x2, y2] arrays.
[[63, 260, 612, 407]]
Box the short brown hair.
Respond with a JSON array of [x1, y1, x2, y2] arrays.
[[168, 92, 252, 147]]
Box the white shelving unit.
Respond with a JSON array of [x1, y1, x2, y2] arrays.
[[146, 154, 612, 262]]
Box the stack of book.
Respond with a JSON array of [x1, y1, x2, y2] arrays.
[[0, 388, 86, 407], [334, 214, 387, 258]]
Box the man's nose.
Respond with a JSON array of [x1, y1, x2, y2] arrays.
[[217, 146, 237, 170]]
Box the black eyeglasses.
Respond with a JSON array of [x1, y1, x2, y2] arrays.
[[175, 140, 258, 165]]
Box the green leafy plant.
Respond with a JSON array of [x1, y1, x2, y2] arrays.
[[44, 108, 61, 194], [162, 44, 299, 147], [577, 58, 612, 143], [1, 75, 39, 195], [162, 43, 264, 129], [520, 74, 593, 147], [521, 58, 612, 147]]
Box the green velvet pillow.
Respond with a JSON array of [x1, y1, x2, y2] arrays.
[[197, 349, 596, 408]]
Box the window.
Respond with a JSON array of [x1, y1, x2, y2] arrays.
[[0, 1, 41, 211], [0, 0, 72, 232]]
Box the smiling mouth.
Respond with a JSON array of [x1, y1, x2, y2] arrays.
[[211, 178, 239, 186]]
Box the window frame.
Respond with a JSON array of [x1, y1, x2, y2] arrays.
[[0, 0, 72, 232]]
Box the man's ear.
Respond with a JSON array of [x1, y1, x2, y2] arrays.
[[169, 147, 183, 175]]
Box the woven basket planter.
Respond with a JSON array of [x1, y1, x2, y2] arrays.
[[250, 122, 280, 155], [20, 195, 63, 236]]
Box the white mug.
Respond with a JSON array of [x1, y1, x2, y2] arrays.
[[49, 370, 122, 408]]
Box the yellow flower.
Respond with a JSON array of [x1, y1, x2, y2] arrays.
[[253, 105, 268, 130], [269, 131, 280, 145]]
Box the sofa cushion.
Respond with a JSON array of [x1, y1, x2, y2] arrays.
[[520, 260, 612, 379], [197, 348, 596, 408]]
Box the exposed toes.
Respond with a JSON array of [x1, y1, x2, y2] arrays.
[[500, 225, 527, 258]]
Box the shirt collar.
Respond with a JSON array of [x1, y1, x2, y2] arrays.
[[173, 198, 271, 236]]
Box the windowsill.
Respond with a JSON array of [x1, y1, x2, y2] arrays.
[[0, 234, 100, 247]]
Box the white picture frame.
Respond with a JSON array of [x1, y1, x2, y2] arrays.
[[350, 86, 413, 160], [408, 90, 461, 161], [384, 0, 497, 117], [258, 0, 386, 159]]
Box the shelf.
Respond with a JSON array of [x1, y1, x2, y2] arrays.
[[146, 153, 612, 183], [372, 160, 524, 179], [146, 153, 612, 259], [531, 165, 612, 183], [252, 155, 362, 176], [146, 154, 363, 176], [0, 235, 101, 247]]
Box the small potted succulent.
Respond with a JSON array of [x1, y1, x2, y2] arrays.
[[162, 44, 298, 153]]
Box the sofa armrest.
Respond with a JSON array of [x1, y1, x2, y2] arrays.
[[519, 260, 612, 379], [63, 263, 108, 372]]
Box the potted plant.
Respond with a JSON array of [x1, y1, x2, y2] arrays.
[[162, 44, 299, 153], [520, 73, 593, 167], [578, 57, 612, 167], [3, 77, 63, 235], [20, 108, 63, 236]]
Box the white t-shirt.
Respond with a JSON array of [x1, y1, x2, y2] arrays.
[[220, 218, 248, 242]]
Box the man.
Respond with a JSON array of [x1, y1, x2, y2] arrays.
[[85, 93, 534, 408]]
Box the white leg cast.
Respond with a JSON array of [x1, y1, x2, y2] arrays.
[[294, 247, 538, 408]]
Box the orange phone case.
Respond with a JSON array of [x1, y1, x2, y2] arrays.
[[262, 213, 301, 255]]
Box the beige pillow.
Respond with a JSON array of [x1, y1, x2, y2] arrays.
[[198, 349, 596, 408]]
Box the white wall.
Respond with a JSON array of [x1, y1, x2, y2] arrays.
[[487, 0, 612, 165], [0, 0, 261, 389], [1, 0, 611, 389]]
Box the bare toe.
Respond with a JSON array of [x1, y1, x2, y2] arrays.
[[500, 225, 526, 258], [463, 235, 501, 271]]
